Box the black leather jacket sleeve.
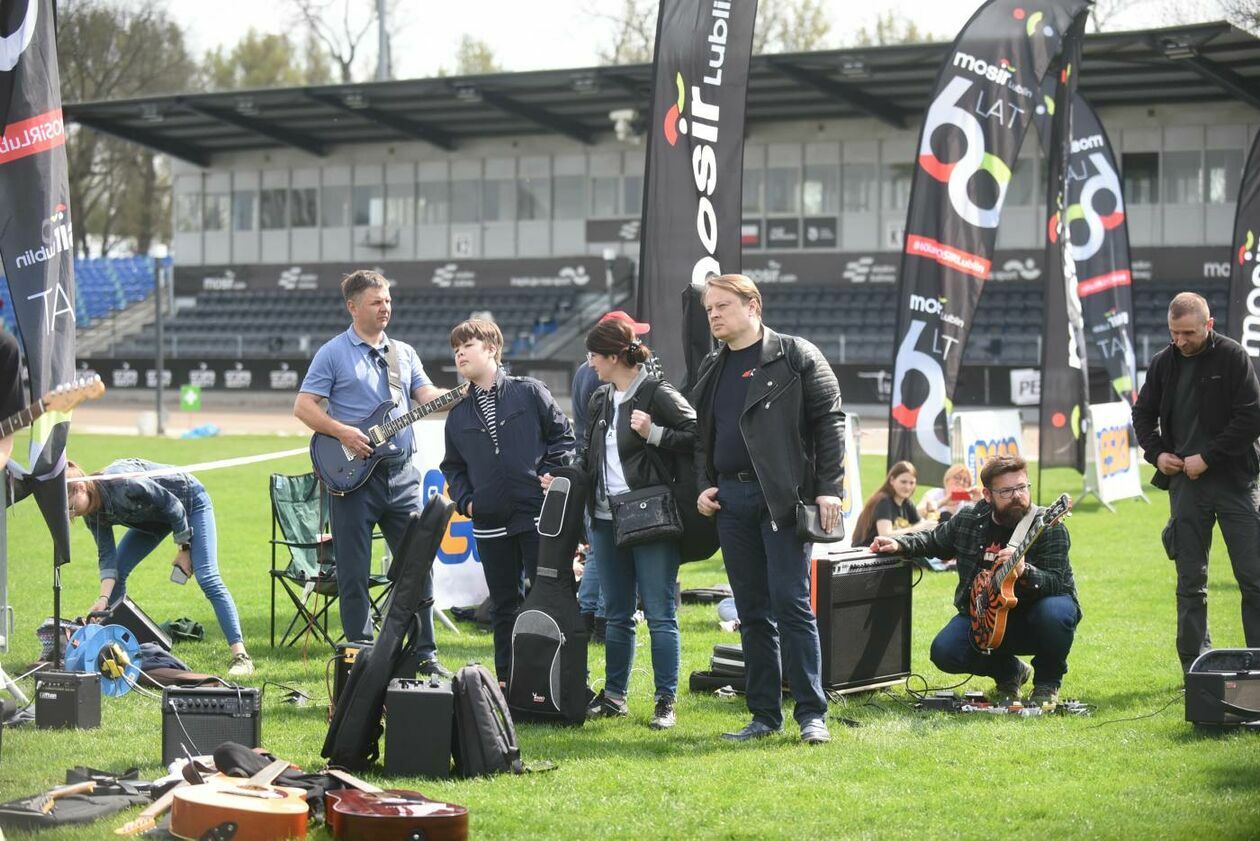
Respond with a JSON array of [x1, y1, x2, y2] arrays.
[[1131, 347, 1167, 466], [644, 380, 697, 455], [797, 339, 844, 498]]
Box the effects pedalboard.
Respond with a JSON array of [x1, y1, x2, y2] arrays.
[[916, 690, 1092, 717]]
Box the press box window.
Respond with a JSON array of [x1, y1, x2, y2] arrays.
[[232, 191, 256, 231], [1121, 152, 1159, 205], [352, 185, 384, 226], [1163, 151, 1202, 204], [290, 188, 318, 228], [259, 188, 288, 229], [1205, 149, 1242, 204], [202, 194, 229, 231], [175, 193, 201, 233], [321, 186, 350, 227], [418, 181, 450, 224]]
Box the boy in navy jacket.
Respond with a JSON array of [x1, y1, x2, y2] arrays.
[[441, 319, 575, 682]]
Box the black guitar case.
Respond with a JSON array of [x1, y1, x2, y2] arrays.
[[507, 466, 591, 725], [321, 494, 455, 769]]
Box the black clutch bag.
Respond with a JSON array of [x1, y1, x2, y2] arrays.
[[609, 485, 684, 549], [795, 502, 846, 543]]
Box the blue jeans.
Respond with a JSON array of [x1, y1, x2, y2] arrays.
[[477, 530, 539, 681], [577, 513, 605, 618], [328, 459, 436, 657], [110, 484, 243, 646], [930, 595, 1081, 688], [588, 517, 681, 700], [716, 478, 827, 729]]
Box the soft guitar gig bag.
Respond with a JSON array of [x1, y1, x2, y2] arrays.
[[321, 495, 455, 770], [507, 466, 592, 725]]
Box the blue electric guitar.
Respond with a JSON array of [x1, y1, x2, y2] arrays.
[[310, 384, 468, 495]]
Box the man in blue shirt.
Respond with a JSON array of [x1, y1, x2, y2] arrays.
[[294, 270, 452, 675]]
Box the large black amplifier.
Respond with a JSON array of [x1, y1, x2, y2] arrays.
[[1185, 649, 1260, 726], [161, 686, 262, 764], [384, 677, 453, 778], [810, 548, 912, 693]]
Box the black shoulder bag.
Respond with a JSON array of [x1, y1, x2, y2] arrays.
[[605, 382, 684, 549]]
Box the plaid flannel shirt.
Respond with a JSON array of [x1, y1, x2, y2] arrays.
[[892, 499, 1078, 615]]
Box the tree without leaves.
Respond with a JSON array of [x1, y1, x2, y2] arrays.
[[58, 0, 199, 257], [287, 0, 399, 83], [1220, 0, 1260, 31], [850, 11, 935, 47]]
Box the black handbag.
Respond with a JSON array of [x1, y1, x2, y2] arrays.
[[795, 502, 846, 543], [608, 484, 683, 548]]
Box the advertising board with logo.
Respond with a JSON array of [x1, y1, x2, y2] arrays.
[[1086, 401, 1145, 508], [766, 218, 800, 248], [951, 409, 1024, 482], [888, 0, 1090, 485], [803, 217, 838, 249]]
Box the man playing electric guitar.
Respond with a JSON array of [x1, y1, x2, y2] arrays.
[[870, 456, 1080, 708], [294, 269, 452, 674]]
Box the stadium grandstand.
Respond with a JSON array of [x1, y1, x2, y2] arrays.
[[56, 21, 1260, 404]]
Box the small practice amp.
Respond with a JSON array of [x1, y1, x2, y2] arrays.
[[332, 642, 365, 708], [810, 549, 912, 693], [35, 670, 101, 730], [384, 677, 453, 778], [1185, 649, 1260, 726], [161, 686, 261, 765]]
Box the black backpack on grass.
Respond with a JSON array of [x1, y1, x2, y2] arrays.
[[321, 496, 454, 770], [451, 664, 523, 777]]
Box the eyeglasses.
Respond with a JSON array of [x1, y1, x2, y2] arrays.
[[991, 483, 1032, 500]]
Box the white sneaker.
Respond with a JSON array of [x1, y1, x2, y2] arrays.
[[227, 652, 255, 676]]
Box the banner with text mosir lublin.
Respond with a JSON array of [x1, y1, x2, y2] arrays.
[[637, 0, 757, 388], [887, 0, 1089, 485]]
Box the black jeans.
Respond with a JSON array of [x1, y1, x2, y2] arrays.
[[477, 529, 540, 682], [1167, 472, 1260, 670], [715, 477, 827, 729], [930, 595, 1081, 688]]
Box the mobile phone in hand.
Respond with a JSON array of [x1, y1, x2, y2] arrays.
[[170, 565, 190, 585]]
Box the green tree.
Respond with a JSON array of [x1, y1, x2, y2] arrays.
[[453, 35, 503, 75], [59, 0, 199, 257], [203, 29, 333, 91], [756, 0, 833, 54], [851, 11, 936, 47]]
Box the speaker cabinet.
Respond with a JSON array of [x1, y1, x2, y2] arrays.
[[161, 686, 261, 765], [1186, 649, 1260, 725], [810, 552, 912, 693]]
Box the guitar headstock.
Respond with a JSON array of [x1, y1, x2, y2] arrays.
[[42, 375, 105, 414], [1037, 493, 1073, 529]]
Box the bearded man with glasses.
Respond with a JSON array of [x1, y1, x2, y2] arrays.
[[870, 455, 1080, 708]]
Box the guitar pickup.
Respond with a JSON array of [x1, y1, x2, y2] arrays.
[[367, 427, 385, 446]]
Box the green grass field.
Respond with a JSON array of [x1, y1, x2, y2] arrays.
[[1, 433, 1258, 840]]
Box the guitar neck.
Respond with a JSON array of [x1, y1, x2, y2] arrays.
[[375, 386, 465, 440], [326, 767, 384, 794], [0, 400, 41, 438]]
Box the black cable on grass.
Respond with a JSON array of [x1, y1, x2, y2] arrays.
[[904, 672, 974, 700], [1089, 690, 1185, 728]]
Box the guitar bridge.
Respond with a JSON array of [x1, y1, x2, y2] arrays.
[[340, 444, 355, 461]]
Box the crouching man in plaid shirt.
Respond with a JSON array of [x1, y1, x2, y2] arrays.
[[870, 455, 1080, 709]]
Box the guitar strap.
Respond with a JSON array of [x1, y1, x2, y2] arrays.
[[1005, 505, 1041, 550], [379, 340, 405, 407]]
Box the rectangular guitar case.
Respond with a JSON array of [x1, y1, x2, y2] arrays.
[[507, 466, 592, 725], [321, 494, 455, 769]]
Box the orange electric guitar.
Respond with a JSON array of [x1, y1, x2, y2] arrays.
[[0, 375, 105, 438], [969, 494, 1072, 654], [169, 758, 309, 841], [325, 768, 469, 841]]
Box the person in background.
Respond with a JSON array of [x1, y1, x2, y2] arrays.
[[850, 461, 921, 549], [571, 310, 653, 643], [442, 319, 575, 685], [0, 330, 22, 471], [573, 318, 695, 730], [293, 270, 451, 677], [1132, 291, 1260, 673], [67, 459, 255, 676], [919, 464, 980, 521]]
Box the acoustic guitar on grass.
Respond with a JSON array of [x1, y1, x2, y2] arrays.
[[0, 375, 105, 438], [969, 493, 1072, 654], [169, 758, 309, 841], [310, 384, 467, 495], [325, 768, 469, 841]]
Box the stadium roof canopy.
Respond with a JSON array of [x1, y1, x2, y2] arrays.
[[64, 21, 1260, 167]]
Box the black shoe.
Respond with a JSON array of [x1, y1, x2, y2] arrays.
[[649, 696, 676, 730], [417, 658, 453, 680], [586, 689, 627, 718], [721, 719, 781, 742], [593, 616, 607, 644], [993, 659, 1032, 704]]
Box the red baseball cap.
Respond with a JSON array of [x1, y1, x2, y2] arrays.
[[600, 310, 651, 334]]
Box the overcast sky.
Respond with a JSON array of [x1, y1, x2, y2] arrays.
[[173, 0, 1230, 82]]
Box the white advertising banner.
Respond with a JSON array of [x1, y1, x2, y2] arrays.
[[1087, 401, 1145, 506], [1010, 368, 1041, 406], [951, 409, 1025, 479], [413, 420, 489, 610]]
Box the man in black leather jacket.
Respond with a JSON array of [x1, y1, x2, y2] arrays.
[[1132, 292, 1260, 672], [690, 273, 844, 744]]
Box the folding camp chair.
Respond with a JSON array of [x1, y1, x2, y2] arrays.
[[268, 472, 392, 649]]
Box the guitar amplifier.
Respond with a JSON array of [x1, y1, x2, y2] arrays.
[[332, 642, 365, 708], [161, 686, 262, 765], [1185, 649, 1260, 726], [384, 677, 453, 778], [35, 670, 101, 730], [810, 549, 912, 693], [106, 596, 173, 651]]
